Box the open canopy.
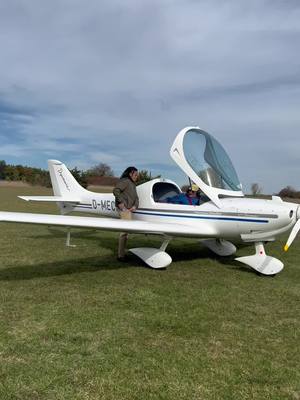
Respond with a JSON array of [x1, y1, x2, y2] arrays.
[[170, 127, 243, 207]]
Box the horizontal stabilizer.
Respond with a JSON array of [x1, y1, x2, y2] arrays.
[[19, 196, 81, 203]]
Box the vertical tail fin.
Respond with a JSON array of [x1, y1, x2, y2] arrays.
[[48, 160, 87, 197]]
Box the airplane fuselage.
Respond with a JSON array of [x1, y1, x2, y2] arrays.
[[68, 190, 298, 242]]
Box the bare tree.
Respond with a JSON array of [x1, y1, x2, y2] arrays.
[[251, 183, 263, 196], [87, 163, 114, 177]]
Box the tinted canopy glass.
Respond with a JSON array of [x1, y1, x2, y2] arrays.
[[183, 129, 241, 191]]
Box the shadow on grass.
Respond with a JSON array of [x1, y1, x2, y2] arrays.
[[0, 253, 145, 281], [0, 256, 255, 283], [170, 242, 258, 275], [27, 228, 118, 253], [0, 231, 256, 281]]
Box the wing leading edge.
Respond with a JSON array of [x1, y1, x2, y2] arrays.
[[19, 196, 81, 203], [0, 211, 216, 238]]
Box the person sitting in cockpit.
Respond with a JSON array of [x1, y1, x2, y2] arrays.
[[166, 185, 200, 205]]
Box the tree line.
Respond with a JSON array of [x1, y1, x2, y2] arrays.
[[0, 160, 158, 187], [1, 161, 297, 196], [0, 160, 52, 186], [251, 182, 300, 198]]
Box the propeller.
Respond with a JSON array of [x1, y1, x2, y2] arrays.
[[284, 206, 300, 251]]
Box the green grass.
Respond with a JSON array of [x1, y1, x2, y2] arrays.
[[0, 187, 299, 399]]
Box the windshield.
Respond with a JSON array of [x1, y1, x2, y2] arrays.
[[183, 129, 241, 191]]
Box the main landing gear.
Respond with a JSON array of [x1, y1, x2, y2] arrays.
[[202, 239, 237, 256], [129, 238, 172, 269]]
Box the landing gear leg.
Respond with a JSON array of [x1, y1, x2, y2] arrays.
[[160, 237, 171, 252], [66, 228, 76, 247]]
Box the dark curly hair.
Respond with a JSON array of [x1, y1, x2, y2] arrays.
[[120, 166, 138, 180]]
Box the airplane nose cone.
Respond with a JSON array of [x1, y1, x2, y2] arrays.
[[284, 204, 300, 252], [287, 204, 300, 221]]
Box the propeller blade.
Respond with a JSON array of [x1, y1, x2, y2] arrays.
[[284, 219, 300, 251]]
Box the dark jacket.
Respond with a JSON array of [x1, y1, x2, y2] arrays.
[[113, 177, 139, 209]]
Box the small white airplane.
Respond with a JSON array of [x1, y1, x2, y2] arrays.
[[0, 127, 298, 275]]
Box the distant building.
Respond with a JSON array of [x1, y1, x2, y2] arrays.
[[86, 176, 119, 187]]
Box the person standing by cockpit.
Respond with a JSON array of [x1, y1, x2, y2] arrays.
[[113, 166, 139, 261]]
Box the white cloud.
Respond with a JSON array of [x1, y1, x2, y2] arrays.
[[0, 144, 28, 158], [0, 0, 300, 192]]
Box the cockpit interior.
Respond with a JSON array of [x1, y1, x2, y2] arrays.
[[152, 182, 181, 203]]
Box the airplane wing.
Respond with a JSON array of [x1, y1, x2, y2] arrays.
[[0, 211, 216, 238]]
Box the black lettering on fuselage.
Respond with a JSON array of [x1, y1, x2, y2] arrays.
[[99, 200, 116, 212]]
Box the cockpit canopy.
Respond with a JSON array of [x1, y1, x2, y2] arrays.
[[170, 127, 243, 207], [183, 129, 241, 191]]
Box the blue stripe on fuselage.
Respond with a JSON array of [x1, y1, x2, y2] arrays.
[[133, 211, 268, 223]]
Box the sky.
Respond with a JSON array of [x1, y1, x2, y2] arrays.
[[0, 0, 299, 193]]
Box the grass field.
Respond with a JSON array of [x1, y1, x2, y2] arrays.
[[0, 187, 299, 399]]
